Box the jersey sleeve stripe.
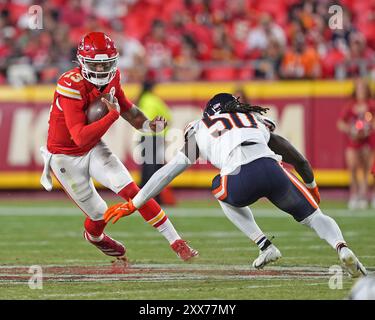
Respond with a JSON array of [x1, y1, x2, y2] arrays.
[[57, 84, 81, 94], [56, 86, 82, 100]]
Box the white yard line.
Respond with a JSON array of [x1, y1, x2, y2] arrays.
[[1, 262, 371, 285], [0, 263, 363, 271]]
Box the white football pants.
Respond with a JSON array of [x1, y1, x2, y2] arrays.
[[48, 141, 133, 220]]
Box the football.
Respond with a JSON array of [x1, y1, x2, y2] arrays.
[[86, 93, 111, 124]]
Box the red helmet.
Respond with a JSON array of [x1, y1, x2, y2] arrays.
[[77, 32, 119, 86]]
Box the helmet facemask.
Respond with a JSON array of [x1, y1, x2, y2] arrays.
[[77, 54, 118, 87]]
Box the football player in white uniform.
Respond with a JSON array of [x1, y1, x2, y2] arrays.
[[104, 93, 367, 277]]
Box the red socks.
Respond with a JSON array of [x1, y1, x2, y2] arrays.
[[84, 217, 106, 236], [118, 182, 167, 228], [84, 182, 168, 237]]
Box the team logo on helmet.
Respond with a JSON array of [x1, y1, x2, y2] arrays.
[[203, 93, 236, 118]]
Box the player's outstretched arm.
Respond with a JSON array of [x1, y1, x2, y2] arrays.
[[104, 135, 200, 223], [268, 133, 320, 203], [131, 134, 200, 208]]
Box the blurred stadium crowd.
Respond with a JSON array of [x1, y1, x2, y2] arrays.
[[0, 0, 374, 85]]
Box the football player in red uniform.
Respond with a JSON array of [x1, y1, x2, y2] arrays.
[[40, 32, 198, 262]]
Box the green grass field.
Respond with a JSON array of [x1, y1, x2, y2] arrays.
[[0, 197, 373, 300]]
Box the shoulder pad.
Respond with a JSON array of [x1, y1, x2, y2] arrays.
[[255, 115, 276, 132], [56, 69, 84, 100]]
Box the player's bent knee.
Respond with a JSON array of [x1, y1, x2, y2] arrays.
[[106, 157, 133, 192], [83, 199, 108, 221], [90, 210, 107, 221], [109, 175, 134, 194], [300, 208, 322, 226]]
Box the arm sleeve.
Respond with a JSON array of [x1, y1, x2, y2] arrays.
[[60, 96, 120, 148], [132, 151, 192, 208]]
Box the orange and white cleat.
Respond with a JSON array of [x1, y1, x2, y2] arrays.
[[171, 239, 199, 261]]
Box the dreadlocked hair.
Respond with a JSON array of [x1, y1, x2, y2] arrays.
[[222, 97, 269, 115]]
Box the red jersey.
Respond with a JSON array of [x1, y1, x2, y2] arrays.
[[47, 67, 133, 156], [338, 101, 375, 149]]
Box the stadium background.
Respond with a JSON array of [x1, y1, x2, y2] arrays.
[[0, 0, 374, 190]]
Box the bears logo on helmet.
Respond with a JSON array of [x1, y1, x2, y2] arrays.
[[203, 93, 237, 118]]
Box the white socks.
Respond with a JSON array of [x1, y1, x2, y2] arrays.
[[218, 200, 266, 243], [300, 209, 346, 250], [157, 219, 181, 244], [218, 202, 347, 254]]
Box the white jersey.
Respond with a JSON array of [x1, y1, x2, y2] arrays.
[[185, 112, 281, 175]]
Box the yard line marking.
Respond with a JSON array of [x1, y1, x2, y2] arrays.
[[2, 262, 373, 285], [0, 207, 374, 218], [2, 263, 374, 271], [245, 282, 327, 289]]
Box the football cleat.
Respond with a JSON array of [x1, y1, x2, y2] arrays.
[[339, 247, 367, 278], [84, 231, 126, 257], [252, 244, 282, 269], [171, 239, 199, 261]]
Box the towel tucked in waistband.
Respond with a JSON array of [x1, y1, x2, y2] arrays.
[[40, 146, 53, 191]]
